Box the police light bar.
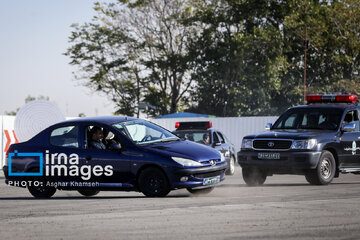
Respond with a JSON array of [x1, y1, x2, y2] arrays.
[[306, 94, 358, 104], [175, 121, 212, 130]]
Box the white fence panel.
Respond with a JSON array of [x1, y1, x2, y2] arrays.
[[149, 116, 279, 152], [0, 115, 279, 167]]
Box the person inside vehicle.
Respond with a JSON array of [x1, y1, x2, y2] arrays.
[[202, 133, 210, 145], [343, 112, 353, 125], [89, 126, 106, 150], [319, 114, 340, 130]]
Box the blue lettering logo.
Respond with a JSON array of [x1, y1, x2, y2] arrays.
[[8, 150, 43, 176]]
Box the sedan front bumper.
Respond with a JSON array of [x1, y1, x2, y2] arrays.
[[170, 162, 227, 189]]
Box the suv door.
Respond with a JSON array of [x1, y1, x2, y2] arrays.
[[217, 131, 232, 157], [212, 131, 226, 157], [339, 110, 360, 168]]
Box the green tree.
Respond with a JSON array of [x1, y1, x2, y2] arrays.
[[187, 0, 289, 116], [65, 0, 198, 117], [284, 0, 360, 96], [188, 0, 360, 116]]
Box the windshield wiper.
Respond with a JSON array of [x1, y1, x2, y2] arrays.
[[159, 137, 180, 143], [137, 137, 180, 146]]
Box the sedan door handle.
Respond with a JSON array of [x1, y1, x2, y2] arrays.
[[86, 155, 92, 161]]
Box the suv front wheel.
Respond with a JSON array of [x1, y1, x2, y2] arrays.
[[305, 150, 336, 185], [242, 167, 267, 186]]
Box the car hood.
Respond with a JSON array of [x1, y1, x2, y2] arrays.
[[141, 140, 221, 162], [249, 129, 336, 140]]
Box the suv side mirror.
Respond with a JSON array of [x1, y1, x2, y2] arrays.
[[265, 123, 272, 131], [343, 123, 356, 132]]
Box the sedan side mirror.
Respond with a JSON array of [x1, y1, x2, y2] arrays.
[[343, 123, 356, 132], [265, 123, 272, 131]]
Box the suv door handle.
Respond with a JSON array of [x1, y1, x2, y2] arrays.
[[86, 155, 92, 161]]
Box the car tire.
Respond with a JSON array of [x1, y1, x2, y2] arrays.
[[138, 167, 170, 197], [225, 156, 236, 175], [242, 167, 267, 186], [27, 175, 56, 198], [187, 187, 214, 195], [78, 189, 100, 197], [305, 150, 335, 185]]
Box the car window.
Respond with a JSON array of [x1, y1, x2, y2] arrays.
[[343, 110, 359, 132], [50, 126, 79, 148], [86, 125, 122, 151], [217, 132, 225, 143], [213, 132, 220, 143]]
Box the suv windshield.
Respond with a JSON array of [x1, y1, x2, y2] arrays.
[[272, 108, 344, 130], [112, 120, 179, 145]]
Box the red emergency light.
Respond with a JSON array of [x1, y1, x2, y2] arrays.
[[175, 121, 212, 129], [306, 94, 358, 104]]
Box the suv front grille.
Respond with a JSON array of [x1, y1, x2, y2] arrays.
[[253, 140, 292, 150]]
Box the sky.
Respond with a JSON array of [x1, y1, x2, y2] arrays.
[[0, 0, 116, 117]]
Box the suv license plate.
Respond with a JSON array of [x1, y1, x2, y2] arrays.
[[258, 152, 280, 160], [203, 176, 220, 185]]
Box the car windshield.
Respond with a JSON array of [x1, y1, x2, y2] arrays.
[[112, 120, 179, 145], [272, 108, 344, 130], [174, 131, 210, 144]]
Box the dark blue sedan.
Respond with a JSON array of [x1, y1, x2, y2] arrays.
[[3, 116, 227, 198]]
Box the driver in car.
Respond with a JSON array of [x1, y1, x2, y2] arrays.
[[89, 126, 106, 150]]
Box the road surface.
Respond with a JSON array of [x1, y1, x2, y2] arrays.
[[1, 166, 360, 240]]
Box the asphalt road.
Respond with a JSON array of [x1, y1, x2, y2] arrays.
[[1, 166, 360, 240]]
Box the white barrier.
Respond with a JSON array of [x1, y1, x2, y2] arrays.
[[0, 115, 279, 167], [149, 116, 278, 153]]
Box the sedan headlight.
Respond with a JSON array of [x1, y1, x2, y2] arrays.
[[172, 157, 202, 167], [291, 139, 317, 150], [241, 139, 253, 149]]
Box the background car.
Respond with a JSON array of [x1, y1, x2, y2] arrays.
[[172, 121, 236, 175], [3, 116, 227, 198]]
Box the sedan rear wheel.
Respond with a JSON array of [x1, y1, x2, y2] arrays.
[[78, 189, 100, 197], [27, 176, 56, 198]]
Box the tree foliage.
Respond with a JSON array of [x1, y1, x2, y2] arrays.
[[66, 0, 360, 117], [65, 0, 198, 117]]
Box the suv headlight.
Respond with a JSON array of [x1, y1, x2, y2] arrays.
[[172, 157, 202, 167], [220, 153, 225, 162], [241, 139, 253, 149], [291, 139, 317, 150]]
